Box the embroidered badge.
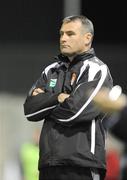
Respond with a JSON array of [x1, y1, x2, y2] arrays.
[[49, 79, 57, 87]]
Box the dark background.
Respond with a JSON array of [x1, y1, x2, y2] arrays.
[[0, 0, 126, 94]]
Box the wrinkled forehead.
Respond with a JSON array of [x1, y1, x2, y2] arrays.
[[60, 20, 83, 32]]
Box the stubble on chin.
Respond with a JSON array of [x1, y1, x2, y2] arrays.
[[60, 50, 75, 58]]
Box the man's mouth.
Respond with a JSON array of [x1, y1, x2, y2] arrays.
[[61, 44, 70, 48]]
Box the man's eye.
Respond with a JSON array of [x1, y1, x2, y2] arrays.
[[67, 33, 75, 36]]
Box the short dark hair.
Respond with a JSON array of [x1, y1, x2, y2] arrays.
[[62, 15, 94, 36]]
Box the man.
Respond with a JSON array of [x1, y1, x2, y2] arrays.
[[24, 15, 113, 180], [93, 86, 127, 180], [93, 86, 127, 142], [20, 128, 40, 180]]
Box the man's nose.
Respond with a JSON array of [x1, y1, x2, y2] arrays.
[[60, 34, 68, 42]]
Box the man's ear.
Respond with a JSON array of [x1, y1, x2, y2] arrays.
[[84, 32, 93, 45]]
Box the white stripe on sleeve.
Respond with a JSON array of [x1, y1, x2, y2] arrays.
[[25, 105, 56, 118]]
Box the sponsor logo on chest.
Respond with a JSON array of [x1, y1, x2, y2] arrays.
[[49, 79, 57, 87]]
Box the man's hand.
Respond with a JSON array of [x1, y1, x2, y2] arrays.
[[58, 93, 70, 103], [32, 88, 45, 96]]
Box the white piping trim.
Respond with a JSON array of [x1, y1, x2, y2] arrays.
[[44, 62, 58, 76], [91, 168, 100, 180], [25, 105, 56, 118], [91, 119, 96, 154], [76, 60, 89, 83], [57, 64, 107, 122], [73, 82, 84, 94], [88, 61, 101, 81]]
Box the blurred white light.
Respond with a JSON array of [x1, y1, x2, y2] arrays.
[[109, 85, 122, 101]]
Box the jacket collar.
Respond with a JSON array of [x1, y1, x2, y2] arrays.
[[57, 48, 95, 64]]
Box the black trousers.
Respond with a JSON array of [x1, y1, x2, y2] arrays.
[[39, 166, 105, 180]]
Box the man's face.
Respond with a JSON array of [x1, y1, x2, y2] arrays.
[[60, 20, 91, 57]]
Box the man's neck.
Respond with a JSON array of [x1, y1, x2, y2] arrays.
[[68, 47, 91, 62], [68, 56, 75, 62]]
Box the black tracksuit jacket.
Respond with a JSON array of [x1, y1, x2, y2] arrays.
[[24, 48, 113, 172]]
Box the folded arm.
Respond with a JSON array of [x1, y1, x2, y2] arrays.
[[50, 65, 113, 126], [23, 68, 59, 121]]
